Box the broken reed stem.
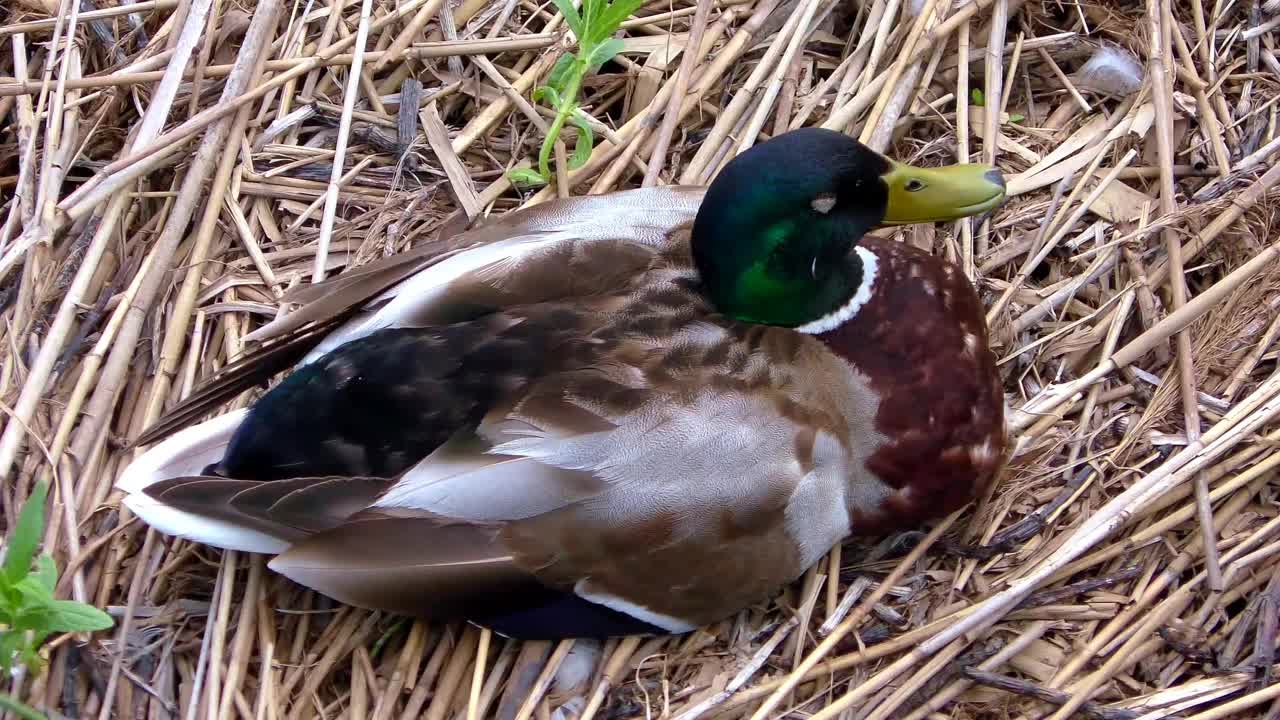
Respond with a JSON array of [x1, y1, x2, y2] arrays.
[[0, 37, 560, 97], [641, 0, 713, 186], [1146, 0, 1223, 593], [66, 0, 282, 473], [312, 0, 374, 282]]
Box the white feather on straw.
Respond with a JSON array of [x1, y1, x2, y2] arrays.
[[1071, 45, 1144, 97]]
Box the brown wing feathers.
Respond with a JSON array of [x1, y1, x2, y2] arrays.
[[133, 219, 485, 449], [143, 475, 393, 540], [270, 515, 673, 638]]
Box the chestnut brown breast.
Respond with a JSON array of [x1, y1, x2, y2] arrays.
[[815, 236, 1006, 535]]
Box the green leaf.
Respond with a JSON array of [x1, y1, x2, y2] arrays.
[[579, 0, 600, 38], [546, 54, 577, 97], [0, 630, 24, 673], [32, 556, 56, 594], [41, 600, 113, 633], [568, 112, 595, 169], [1009, 113, 1025, 123], [551, 0, 584, 40], [589, 0, 644, 46], [0, 694, 49, 720], [584, 37, 624, 72], [3, 482, 47, 585], [507, 168, 548, 187], [532, 85, 564, 111], [14, 574, 55, 611], [970, 88, 984, 106]]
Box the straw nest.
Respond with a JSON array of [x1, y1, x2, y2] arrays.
[[2, 0, 1280, 718]]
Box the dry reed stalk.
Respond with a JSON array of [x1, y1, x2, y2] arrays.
[[640, 0, 712, 186], [311, 0, 373, 282], [1146, 0, 1224, 594]]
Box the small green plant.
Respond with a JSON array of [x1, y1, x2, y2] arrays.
[[968, 89, 1025, 123], [508, 0, 644, 187], [1, 481, 114, 719]]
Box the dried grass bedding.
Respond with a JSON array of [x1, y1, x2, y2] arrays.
[[2, 0, 1280, 718]]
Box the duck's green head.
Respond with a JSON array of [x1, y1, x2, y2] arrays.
[[691, 128, 1005, 328]]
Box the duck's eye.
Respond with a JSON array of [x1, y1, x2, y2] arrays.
[[904, 179, 926, 192]]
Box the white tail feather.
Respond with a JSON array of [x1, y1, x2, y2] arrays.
[[121, 492, 290, 554], [117, 409, 289, 554], [117, 409, 247, 493]]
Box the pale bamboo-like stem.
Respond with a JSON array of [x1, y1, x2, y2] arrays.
[[97, 530, 160, 720], [900, 621, 1050, 720], [734, 0, 822, 155], [861, 634, 968, 720], [511, 640, 573, 720], [423, 625, 479, 720], [1047, 470, 1269, 688], [465, 628, 490, 720], [858, 0, 939, 148], [921, 372, 1280, 673], [2, 34, 38, 249], [578, 637, 641, 720], [679, 0, 799, 183], [988, 150, 1134, 326], [312, 0, 372, 282], [827, 0, 886, 125], [819, 1, 1013, 135], [67, 0, 281, 481], [671, 618, 798, 720], [216, 557, 263, 720], [859, 0, 901, 103], [225, 199, 281, 294], [788, 41, 861, 130], [374, 0, 446, 71], [29, 0, 81, 240], [135, 98, 260, 447], [1147, 0, 1222, 592], [1048, 580, 1198, 719], [641, 0, 712, 186], [975, 0, 1004, 257], [532, 2, 761, 199], [1169, 24, 1231, 178], [452, 51, 560, 155], [956, 15, 974, 276], [0, 0, 177, 36]]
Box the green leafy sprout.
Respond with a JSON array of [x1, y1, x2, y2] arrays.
[[1, 481, 114, 719], [508, 0, 644, 188]]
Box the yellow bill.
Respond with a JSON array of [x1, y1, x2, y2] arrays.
[[879, 161, 1007, 224]]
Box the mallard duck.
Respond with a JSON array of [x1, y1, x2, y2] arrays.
[[119, 128, 1008, 639]]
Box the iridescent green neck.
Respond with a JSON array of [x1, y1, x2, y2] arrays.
[[692, 209, 868, 327]]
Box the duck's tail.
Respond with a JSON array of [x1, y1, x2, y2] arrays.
[[117, 409, 290, 553]]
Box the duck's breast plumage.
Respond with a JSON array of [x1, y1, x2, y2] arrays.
[[813, 235, 1006, 534]]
